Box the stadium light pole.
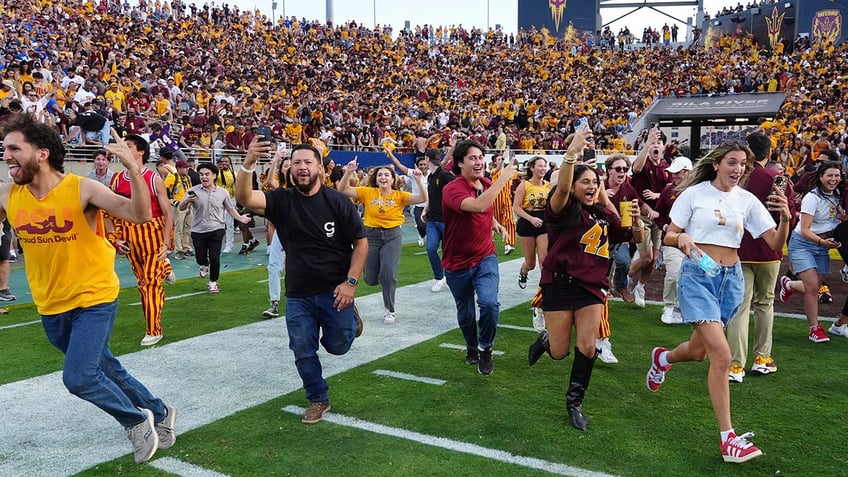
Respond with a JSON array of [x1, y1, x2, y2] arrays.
[[373, 0, 377, 28]]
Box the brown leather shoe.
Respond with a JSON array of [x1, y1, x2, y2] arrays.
[[301, 402, 331, 424], [618, 288, 635, 303]]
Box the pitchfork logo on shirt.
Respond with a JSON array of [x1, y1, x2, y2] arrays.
[[14, 208, 79, 244]]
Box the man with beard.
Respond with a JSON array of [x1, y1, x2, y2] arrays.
[[235, 139, 367, 425], [0, 116, 175, 464]]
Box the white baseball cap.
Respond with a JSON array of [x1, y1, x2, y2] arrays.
[[666, 156, 693, 173]]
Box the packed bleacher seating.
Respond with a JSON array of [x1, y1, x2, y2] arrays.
[[0, 0, 845, 168]]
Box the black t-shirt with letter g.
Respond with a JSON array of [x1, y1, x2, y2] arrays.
[[263, 185, 366, 297]]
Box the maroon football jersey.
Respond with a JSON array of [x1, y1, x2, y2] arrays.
[[541, 204, 633, 301]]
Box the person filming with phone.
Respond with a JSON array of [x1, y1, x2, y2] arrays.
[[179, 162, 252, 293]]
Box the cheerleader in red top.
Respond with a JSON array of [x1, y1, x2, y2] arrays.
[[528, 127, 643, 431]]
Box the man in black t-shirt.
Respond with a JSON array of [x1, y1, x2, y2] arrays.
[[423, 148, 455, 292], [235, 141, 367, 425]]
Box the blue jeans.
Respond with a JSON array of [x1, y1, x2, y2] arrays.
[[611, 243, 631, 290], [445, 254, 500, 350], [425, 220, 445, 280], [285, 292, 357, 403], [41, 300, 165, 428]]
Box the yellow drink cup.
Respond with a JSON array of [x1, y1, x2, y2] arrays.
[[619, 202, 632, 227]]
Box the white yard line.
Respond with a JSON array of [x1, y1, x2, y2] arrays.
[[150, 457, 231, 477], [281, 405, 618, 477], [439, 342, 506, 355], [372, 369, 447, 385]]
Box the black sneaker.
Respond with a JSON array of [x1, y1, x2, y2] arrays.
[[238, 244, 249, 255], [247, 239, 261, 253], [478, 347, 493, 375], [465, 346, 479, 365]]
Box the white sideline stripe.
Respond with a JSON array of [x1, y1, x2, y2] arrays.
[[130, 291, 207, 306], [257, 279, 269, 283], [499, 324, 537, 332], [0, 319, 41, 330], [281, 405, 618, 477], [413, 251, 428, 255], [372, 369, 446, 385], [439, 343, 505, 355], [150, 457, 231, 477]]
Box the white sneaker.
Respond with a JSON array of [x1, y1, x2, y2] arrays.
[[728, 365, 745, 383], [596, 338, 619, 364], [164, 270, 176, 285], [207, 281, 219, 293], [670, 308, 683, 324], [140, 334, 162, 346], [532, 307, 546, 331], [417, 237, 425, 247], [222, 246, 232, 254], [431, 277, 446, 292], [384, 310, 396, 324], [126, 408, 158, 463], [504, 245, 515, 255], [633, 282, 646, 308], [660, 306, 675, 324], [199, 265, 209, 278], [829, 322, 848, 338]]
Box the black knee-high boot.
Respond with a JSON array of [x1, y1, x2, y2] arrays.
[[566, 346, 597, 431], [528, 330, 550, 366]]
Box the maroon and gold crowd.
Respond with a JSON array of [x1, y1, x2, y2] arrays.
[[0, 0, 846, 168]]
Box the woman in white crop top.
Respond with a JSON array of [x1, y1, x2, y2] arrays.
[[646, 141, 792, 464], [780, 160, 845, 343]]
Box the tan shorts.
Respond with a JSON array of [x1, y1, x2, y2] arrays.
[[636, 216, 662, 251]]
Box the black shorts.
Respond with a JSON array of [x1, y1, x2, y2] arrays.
[[0, 220, 10, 261], [541, 273, 604, 311], [516, 210, 547, 238]]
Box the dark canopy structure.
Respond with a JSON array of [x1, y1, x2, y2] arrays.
[[640, 92, 786, 156]]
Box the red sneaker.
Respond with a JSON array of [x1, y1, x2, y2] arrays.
[[721, 432, 763, 463], [646, 347, 672, 392], [808, 325, 830, 343], [778, 275, 794, 303]]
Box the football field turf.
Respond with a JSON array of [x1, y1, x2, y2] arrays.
[[1, 243, 846, 476]]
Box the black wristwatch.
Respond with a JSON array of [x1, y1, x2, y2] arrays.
[[346, 276, 358, 286]]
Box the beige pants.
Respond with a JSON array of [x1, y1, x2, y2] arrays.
[[726, 261, 780, 367], [661, 246, 685, 307]]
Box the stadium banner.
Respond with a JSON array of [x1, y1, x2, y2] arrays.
[[702, 3, 798, 51], [798, 0, 847, 45], [518, 0, 598, 35]]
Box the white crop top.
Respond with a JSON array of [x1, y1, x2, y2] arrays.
[[669, 181, 775, 247]]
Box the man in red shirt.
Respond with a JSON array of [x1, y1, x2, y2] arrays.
[[442, 139, 517, 375]]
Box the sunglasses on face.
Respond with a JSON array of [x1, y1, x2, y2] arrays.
[[611, 166, 629, 173]]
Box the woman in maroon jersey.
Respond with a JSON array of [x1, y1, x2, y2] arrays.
[[528, 127, 643, 431]]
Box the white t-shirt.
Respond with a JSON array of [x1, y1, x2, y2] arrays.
[[669, 181, 775, 248], [794, 190, 842, 235], [406, 171, 428, 208]]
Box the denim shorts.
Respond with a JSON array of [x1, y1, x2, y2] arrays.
[[788, 232, 831, 275], [677, 258, 743, 326]]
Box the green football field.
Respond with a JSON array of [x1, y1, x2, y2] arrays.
[[1, 237, 846, 477]]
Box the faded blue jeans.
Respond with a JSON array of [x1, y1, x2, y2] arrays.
[[286, 291, 357, 403], [41, 300, 165, 428], [445, 254, 500, 350]]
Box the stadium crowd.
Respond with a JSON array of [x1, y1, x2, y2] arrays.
[[0, 0, 844, 166]]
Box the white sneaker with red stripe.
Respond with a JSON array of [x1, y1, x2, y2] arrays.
[[721, 431, 763, 463], [646, 347, 672, 392]]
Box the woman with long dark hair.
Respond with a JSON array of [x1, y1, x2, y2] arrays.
[[527, 127, 643, 431], [646, 141, 791, 463], [778, 160, 844, 342]]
